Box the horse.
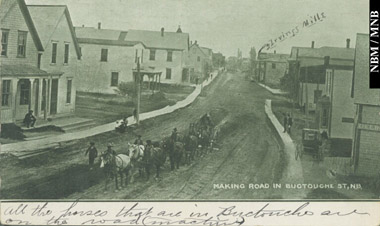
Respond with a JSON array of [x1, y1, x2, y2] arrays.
[[162, 137, 184, 170], [100, 153, 131, 192], [127, 143, 145, 180], [197, 128, 210, 156], [144, 142, 167, 179], [184, 134, 198, 164]]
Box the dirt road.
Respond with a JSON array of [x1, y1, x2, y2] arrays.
[[0, 71, 285, 199]]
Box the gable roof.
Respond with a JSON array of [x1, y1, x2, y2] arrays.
[[200, 46, 212, 56], [125, 29, 189, 50], [74, 27, 144, 47], [27, 5, 81, 59], [190, 44, 207, 57], [290, 46, 355, 61], [0, 0, 43, 51]]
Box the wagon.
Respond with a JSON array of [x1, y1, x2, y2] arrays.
[[296, 128, 323, 161]]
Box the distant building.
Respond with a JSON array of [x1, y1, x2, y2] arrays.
[[289, 40, 355, 111], [351, 33, 380, 176], [256, 51, 289, 87], [304, 58, 355, 154], [1, 0, 80, 124], [75, 26, 146, 94], [184, 41, 213, 83], [75, 26, 189, 94]]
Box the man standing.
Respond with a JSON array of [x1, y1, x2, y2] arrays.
[[283, 113, 288, 133], [171, 128, 178, 142], [134, 135, 144, 145], [102, 143, 117, 192], [85, 142, 98, 170], [23, 110, 36, 128], [287, 113, 293, 134]]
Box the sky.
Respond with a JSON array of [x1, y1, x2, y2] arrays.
[[26, 0, 369, 57]]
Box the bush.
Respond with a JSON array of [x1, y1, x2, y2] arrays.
[[116, 82, 136, 97]]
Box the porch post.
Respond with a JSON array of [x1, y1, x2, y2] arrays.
[[38, 79, 43, 117], [47, 77, 52, 115], [11, 78, 18, 123], [29, 78, 35, 112]]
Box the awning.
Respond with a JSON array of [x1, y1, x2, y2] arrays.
[[133, 66, 162, 76], [0, 65, 63, 77]]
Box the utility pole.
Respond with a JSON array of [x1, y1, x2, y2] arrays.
[[305, 67, 309, 127], [136, 56, 141, 126]]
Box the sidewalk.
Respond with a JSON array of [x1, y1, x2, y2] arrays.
[[265, 99, 306, 199], [259, 83, 288, 95], [0, 70, 221, 154]]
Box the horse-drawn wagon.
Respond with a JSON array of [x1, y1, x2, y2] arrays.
[[296, 128, 323, 161]]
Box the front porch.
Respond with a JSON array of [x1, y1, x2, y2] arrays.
[[1, 65, 63, 124]]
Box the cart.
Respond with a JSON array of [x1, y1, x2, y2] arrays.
[[298, 128, 323, 161]]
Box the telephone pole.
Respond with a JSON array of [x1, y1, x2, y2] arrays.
[[136, 56, 141, 126]]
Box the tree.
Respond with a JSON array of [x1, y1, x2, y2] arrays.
[[280, 71, 298, 103], [116, 82, 136, 98]]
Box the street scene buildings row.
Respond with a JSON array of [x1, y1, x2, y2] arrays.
[[228, 34, 376, 177], [1, 0, 224, 122]]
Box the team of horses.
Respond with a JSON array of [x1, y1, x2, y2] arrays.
[[100, 115, 220, 191]]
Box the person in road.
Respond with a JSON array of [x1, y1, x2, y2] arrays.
[[102, 143, 117, 191], [116, 116, 128, 133], [134, 135, 144, 145], [287, 113, 293, 134], [85, 142, 98, 170], [133, 108, 137, 122], [283, 113, 288, 133], [171, 128, 178, 142], [23, 110, 36, 128]]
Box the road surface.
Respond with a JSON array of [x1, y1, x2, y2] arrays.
[[0, 71, 286, 199]]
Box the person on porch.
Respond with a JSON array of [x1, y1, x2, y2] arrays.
[[23, 110, 36, 128]]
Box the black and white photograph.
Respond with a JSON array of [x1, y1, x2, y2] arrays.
[[0, 0, 379, 224]]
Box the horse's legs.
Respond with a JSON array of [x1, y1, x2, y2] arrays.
[[115, 174, 119, 191], [145, 163, 150, 180], [125, 170, 129, 186], [119, 171, 124, 188]]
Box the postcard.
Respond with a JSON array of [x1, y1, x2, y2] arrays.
[[0, 0, 379, 225]]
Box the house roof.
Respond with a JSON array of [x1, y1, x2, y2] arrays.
[[190, 44, 207, 57], [290, 46, 355, 61], [0, 64, 48, 76], [125, 29, 189, 50], [200, 47, 212, 56], [27, 5, 81, 59], [74, 27, 145, 47], [257, 52, 289, 63], [0, 0, 44, 51]]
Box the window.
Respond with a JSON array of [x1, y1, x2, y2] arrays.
[[111, 72, 119, 86], [149, 49, 155, 61], [101, 48, 108, 62], [314, 90, 322, 103], [20, 80, 30, 105], [1, 30, 9, 56], [17, 31, 27, 57], [64, 43, 69, 64], [167, 50, 173, 62], [66, 79, 72, 103], [321, 109, 328, 127], [51, 42, 57, 63], [272, 63, 276, 69], [166, 68, 172, 79], [2, 80, 11, 106], [197, 56, 200, 62], [37, 53, 42, 69]]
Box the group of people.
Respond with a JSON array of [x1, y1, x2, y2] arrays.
[[85, 134, 145, 170], [283, 113, 293, 134]]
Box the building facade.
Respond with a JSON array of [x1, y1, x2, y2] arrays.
[[351, 33, 380, 176], [1, 0, 80, 124], [289, 40, 355, 111], [256, 52, 289, 87]]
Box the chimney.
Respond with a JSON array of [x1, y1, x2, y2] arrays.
[[311, 41, 315, 48], [161, 27, 164, 37], [82, 24, 84, 27], [98, 22, 101, 29], [324, 56, 330, 66], [274, 50, 276, 54], [346, 38, 350, 48], [195, 40, 197, 45]]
